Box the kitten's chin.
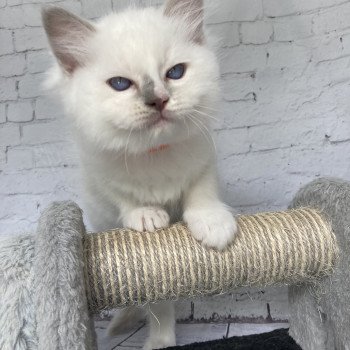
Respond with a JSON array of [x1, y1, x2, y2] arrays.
[[147, 116, 172, 129], [143, 111, 174, 130]]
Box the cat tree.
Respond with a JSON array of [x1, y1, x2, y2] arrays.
[[1, 178, 349, 350]]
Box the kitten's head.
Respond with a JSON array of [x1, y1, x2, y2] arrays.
[[43, 0, 220, 154]]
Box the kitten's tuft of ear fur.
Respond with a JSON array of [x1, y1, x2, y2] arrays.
[[164, 0, 204, 44], [42, 7, 95, 74]]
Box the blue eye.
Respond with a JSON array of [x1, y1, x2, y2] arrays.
[[166, 63, 186, 80], [108, 77, 132, 91]]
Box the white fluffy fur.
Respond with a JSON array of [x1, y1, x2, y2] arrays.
[[44, 1, 237, 348]]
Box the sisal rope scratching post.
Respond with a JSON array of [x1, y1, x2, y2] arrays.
[[83, 208, 338, 313]]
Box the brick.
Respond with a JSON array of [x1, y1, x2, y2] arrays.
[[247, 119, 327, 152], [283, 145, 350, 178], [0, 167, 78, 195], [215, 128, 250, 158], [18, 73, 46, 99], [326, 118, 350, 143], [7, 0, 23, 5], [22, 0, 58, 3], [221, 72, 257, 102], [208, 0, 263, 23], [273, 15, 313, 42], [0, 103, 5, 123], [175, 300, 192, 321], [220, 45, 267, 74], [266, 43, 311, 68], [312, 34, 346, 63], [0, 77, 17, 101], [241, 21, 273, 44], [218, 151, 286, 196], [22, 1, 82, 27], [0, 6, 25, 29], [0, 124, 20, 147], [7, 101, 33, 122], [0, 194, 39, 228], [0, 54, 26, 77], [21, 4, 45, 27], [0, 30, 14, 55], [60, 0, 83, 16], [218, 100, 259, 130], [121, 324, 227, 347], [146, 0, 163, 7], [208, 22, 240, 47], [35, 96, 64, 120], [112, 0, 144, 11], [222, 144, 350, 196], [81, 0, 111, 18], [0, 147, 5, 169], [340, 33, 350, 58], [33, 141, 78, 168], [313, 2, 350, 35], [27, 51, 52, 74], [288, 78, 350, 123], [313, 56, 350, 87], [22, 120, 70, 145], [263, 0, 346, 17], [6, 147, 34, 170], [0, 187, 80, 234], [193, 287, 288, 321], [14, 27, 47, 52]]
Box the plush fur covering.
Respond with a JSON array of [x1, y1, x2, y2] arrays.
[[0, 201, 96, 350], [0, 234, 37, 350], [289, 178, 350, 350]]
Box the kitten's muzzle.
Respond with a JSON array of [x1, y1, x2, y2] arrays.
[[145, 96, 169, 112]]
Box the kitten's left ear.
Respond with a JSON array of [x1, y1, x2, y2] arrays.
[[42, 7, 96, 74], [164, 0, 204, 44]]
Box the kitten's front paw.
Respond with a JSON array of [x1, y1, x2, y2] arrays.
[[123, 207, 170, 232], [184, 206, 237, 250]]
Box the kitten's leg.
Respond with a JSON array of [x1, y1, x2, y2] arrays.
[[183, 165, 237, 250], [121, 205, 175, 349], [143, 301, 176, 350], [107, 306, 146, 336], [83, 189, 120, 232], [85, 200, 159, 336]]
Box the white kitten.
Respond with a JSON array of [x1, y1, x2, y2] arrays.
[[42, 1, 237, 348]]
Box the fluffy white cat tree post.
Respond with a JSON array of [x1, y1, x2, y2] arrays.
[[1, 178, 349, 350]]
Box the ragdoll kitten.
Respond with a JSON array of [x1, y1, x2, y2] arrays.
[[42, 0, 237, 348]]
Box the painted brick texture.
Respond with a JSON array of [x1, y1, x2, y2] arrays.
[[0, 0, 349, 322]]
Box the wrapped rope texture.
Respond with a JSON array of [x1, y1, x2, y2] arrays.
[[84, 208, 338, 312]]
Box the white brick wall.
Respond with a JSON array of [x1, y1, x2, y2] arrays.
[[1, 0, 350, 323]]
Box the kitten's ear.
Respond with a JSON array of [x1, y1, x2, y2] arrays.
[[164, 0, 204, 44], [42, 7, 95, 74]]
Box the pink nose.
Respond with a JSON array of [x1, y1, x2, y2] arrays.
[[146, 96, 169, 111]]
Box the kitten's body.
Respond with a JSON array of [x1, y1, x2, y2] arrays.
[[81, 134, 212, 230], [43, 2, 237, 349]]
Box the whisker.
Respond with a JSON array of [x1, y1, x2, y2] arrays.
[[124, 127, 134, 175], [182, 116, 191, 139], [189, 114, 217, 153], [187, 115, 208, 142], [193, 108, 220, 122], [187, 114, 216, 153], [195, 104, 220, 112]]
